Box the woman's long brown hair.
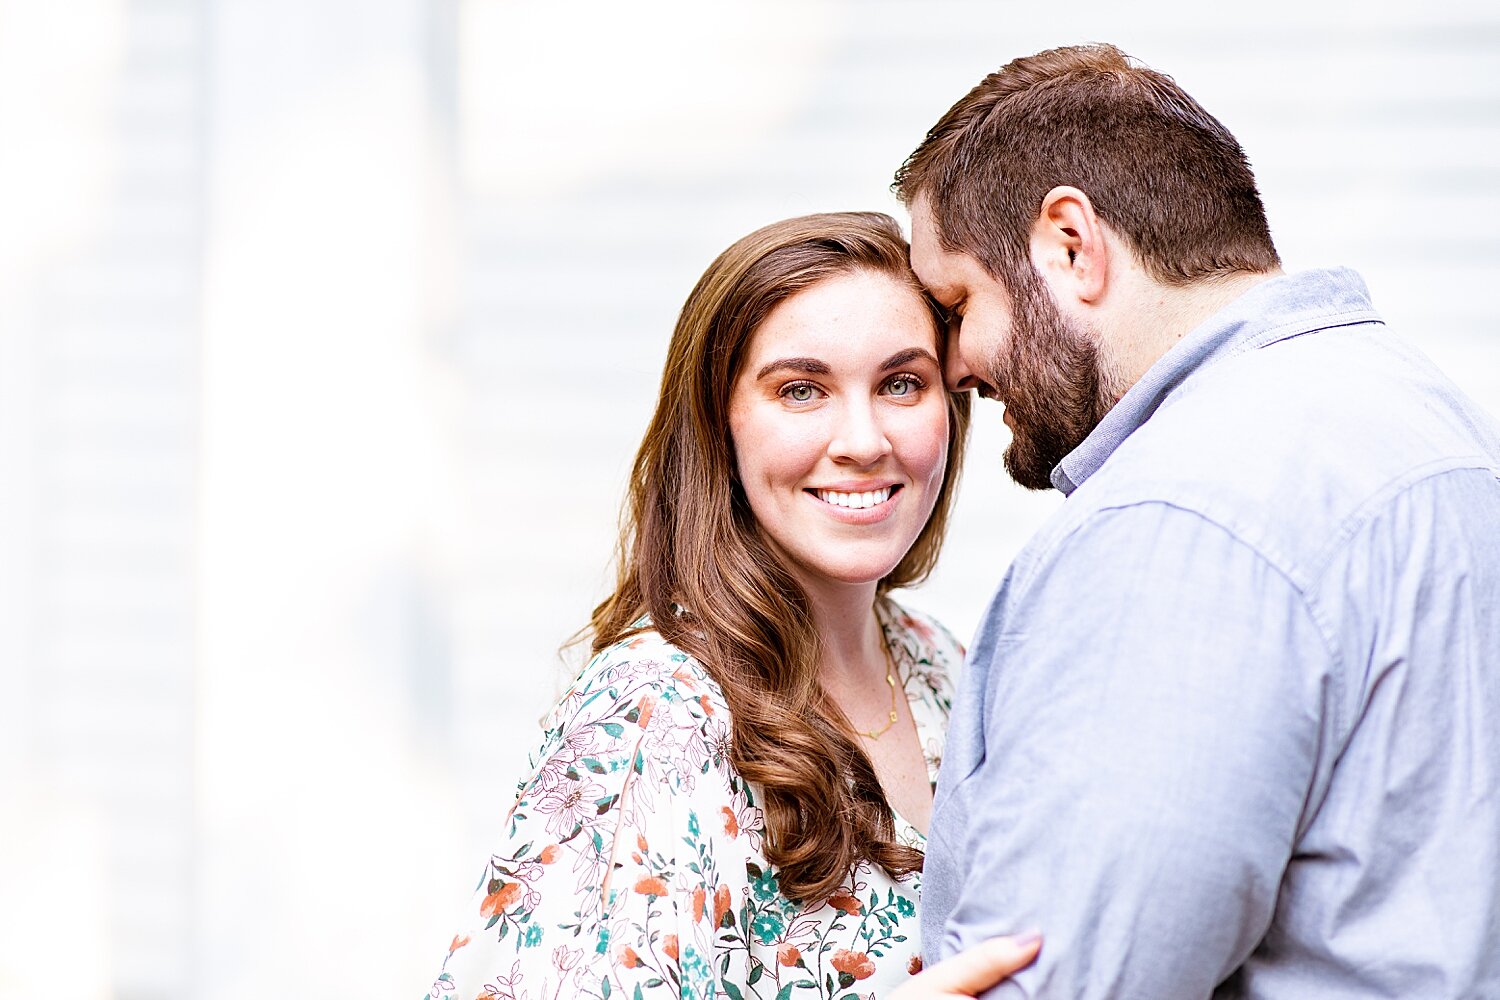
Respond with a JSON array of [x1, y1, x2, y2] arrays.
[[587, 211, 970, 903]]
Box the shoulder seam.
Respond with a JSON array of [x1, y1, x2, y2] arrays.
[[1014, 499, 1347, 737]]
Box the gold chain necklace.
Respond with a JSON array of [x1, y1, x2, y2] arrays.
[[856, 637, 901, 740]]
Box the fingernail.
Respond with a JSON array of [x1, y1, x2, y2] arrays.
[[1012, 930, 1042, 949]]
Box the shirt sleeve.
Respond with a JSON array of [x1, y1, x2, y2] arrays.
[[426, 645, 750, 1000], [940, 502, 1338, 1000]]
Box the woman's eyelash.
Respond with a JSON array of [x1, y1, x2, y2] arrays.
[[779, 380, 821, 401]]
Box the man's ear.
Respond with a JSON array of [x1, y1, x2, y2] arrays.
[[1029, 186, 1108, 305]]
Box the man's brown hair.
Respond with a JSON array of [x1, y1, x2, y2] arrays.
[[895, 43, 1280, 288]]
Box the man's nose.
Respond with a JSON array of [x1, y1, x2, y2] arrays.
[[944, 338, 980, 392]]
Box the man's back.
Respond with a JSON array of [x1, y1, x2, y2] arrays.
[[1109, 299, 1500, 997], [924, 270, 1500, 998]]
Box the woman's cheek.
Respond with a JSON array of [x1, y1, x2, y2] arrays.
[[901, 401, 951, 486]]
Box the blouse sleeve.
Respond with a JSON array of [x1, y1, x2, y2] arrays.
[[425, 640, 752, 1000]]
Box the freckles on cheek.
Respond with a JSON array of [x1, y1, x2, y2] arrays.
[[903, 416, 951, 487]]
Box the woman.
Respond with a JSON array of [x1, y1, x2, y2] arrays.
[[426, 212, 1036, 999]]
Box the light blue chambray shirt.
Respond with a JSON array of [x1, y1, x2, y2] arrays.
[[922, 268, 1500, 999]]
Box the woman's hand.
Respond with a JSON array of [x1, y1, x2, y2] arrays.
[[886, 933, 1042, 999]]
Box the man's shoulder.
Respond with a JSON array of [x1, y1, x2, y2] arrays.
[[1077, 322, 1500, 578]]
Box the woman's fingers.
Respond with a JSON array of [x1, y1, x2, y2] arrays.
[[888, 933, 1042, 999]]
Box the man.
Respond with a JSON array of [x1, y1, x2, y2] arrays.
[[897, 43, 1500, 998]]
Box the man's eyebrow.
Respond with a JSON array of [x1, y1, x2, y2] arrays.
[[754, 357, 832, 380], [881, 347, 940, 370]]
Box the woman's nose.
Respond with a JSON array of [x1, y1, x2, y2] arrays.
[[828, 401, 892, 466]]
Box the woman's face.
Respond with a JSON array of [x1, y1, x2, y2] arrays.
[[728, 269, 950, 598]]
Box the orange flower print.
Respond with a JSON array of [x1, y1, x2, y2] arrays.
[[619, 945, 643, 968], [637, 832, 649, 852], [636, 696, 655, 729], [448, 934, 470, 953], [828, 892, 862, 916], [907, 955, 924, 975], [663, 935, 679, 961], [691, 886, 707, 923], [721, 805, 739, 838], [633, 876, 669, 897], [831, 949, 876, 981], [479, 881, 520, 917], [537, 845, 560, 864], [901, 614, 935, 646], [713, 884, 733, 927], [777, 944, 801, 967]]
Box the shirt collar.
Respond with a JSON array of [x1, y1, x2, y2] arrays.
[[1050, 267, 1384, 495]]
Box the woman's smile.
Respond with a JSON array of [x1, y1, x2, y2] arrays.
[[728, 269, 949, 594]]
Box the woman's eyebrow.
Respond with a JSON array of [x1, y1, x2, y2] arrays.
[[755, 357, 832, 380], [880, 347, 939, 371]]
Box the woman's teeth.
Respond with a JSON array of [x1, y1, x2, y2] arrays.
[[814, 487, 894, 509]]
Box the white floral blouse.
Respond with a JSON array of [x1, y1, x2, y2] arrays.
[[425, 598, 962, 1000]]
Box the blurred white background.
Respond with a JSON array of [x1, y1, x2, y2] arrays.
[[1, 1, 1497, 996]]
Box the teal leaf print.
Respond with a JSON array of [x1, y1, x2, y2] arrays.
[[602, 722, 625, 738]]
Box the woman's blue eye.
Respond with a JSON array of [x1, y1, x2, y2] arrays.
[[787, 384, 815, 402], [887, 376, 917, 396]]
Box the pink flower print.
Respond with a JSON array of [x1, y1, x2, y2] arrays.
[[532, 774, 607, 841], [703, 716, 735, 773], [480, 959, 527, 999]]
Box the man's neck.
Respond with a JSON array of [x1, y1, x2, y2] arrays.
[[1104, 268, 1282, 399]]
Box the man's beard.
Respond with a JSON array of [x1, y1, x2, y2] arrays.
[[984, 267, 1122, 491]]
